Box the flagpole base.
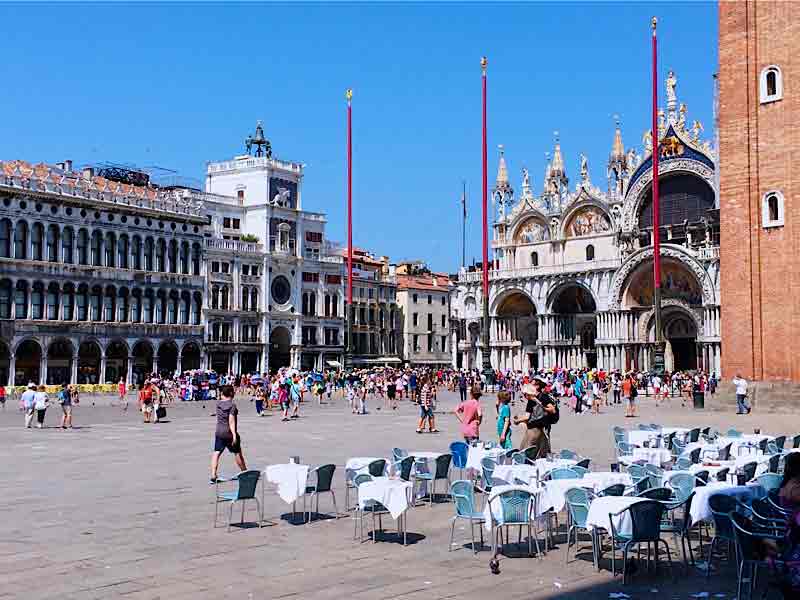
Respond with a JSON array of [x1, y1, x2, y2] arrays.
[[651, 341, 666, 378]]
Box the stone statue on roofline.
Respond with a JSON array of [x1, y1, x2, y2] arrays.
[[666, 70, 677, 105]]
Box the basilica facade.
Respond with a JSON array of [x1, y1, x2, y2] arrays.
[[451, 73, 722, 376]]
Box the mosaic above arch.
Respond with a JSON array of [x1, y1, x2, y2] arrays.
[[564, 206, 612, 238], [514, 218, 550, 244]]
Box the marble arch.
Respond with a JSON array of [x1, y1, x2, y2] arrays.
[[491, 287, 537, 316], [636, 298, 703, 342], [620, 159, 715, 232], [608, 245, 715, 310], [546, 279, 598, 313]]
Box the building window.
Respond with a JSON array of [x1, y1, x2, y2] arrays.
[[232, 218, 240, 230], [441, 314, 446, 327], [31, 223, 44, 261], [13, 222, 27, 259], [237, 190, 245, 203], [223, 217, 231, 228], [412, 293, 418, 303], [242, 264, 249, 276], [427, 334, 433, 352], [221, 262, 230, 274], [531, 251, 539, 267], [251, 265, 258, 276], [427, 295, 432, 304], [586, 244, 595, 261], [441, 335, 447, 352], [427, 313, 433, 330], [412, 313, 418, 327], [212, 261, 219, 273], [441, 296, 446, 306], [412, 334, 419, 352], [31, 283, 44, 319], [762, 191, 785, 228], [760, 65, 783, 104]]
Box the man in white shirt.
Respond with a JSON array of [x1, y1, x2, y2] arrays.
[[20, 382, 37, 428], [732, 373, 751, 414]]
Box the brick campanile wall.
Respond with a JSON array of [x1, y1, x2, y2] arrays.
[[719, 1, 800, 382]]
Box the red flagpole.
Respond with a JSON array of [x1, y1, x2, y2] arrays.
[[481, 58, 488, 297], [651, 17, 665, 372], [480, 56, 493, 381], [346, 89, 353, 308], [651, 19, 661, 292]]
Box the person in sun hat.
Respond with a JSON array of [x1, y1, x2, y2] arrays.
[[514, 378, 558, 457], [21, 382, 37, 428]]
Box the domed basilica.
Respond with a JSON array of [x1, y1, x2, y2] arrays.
[[451, 72, 721, 375]]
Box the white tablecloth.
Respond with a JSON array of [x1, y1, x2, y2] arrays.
[[345, 457, 387, 480], [628, 427, 689, 447], [493, 464, 538, 486], [717, 435, 772, 457], [265, 463, 309, 504], [628, 431, 662, 447], [482, 484, 546, 531], [619, 447, 672, 466], [358, 477, 413, 519], [409, 451, 443, 460], [688, 481, 733, 524], [466, 446, 507, 471], [586, 496, 647, 536], [543, 472, 632, 513], [533, 458, 577, 478]]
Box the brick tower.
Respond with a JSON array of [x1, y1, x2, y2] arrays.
[[719, 1, 800, 382]]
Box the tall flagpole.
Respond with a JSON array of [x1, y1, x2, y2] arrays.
[[651, 18, 665, 375], [461, 180, 466, 269], [345, 88, 353, 372], [480, 56, 494, 385]]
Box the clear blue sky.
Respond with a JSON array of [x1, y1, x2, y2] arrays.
[[0, 2, 717, 273]]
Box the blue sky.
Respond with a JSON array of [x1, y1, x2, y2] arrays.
[[0, 2, 717, 272]]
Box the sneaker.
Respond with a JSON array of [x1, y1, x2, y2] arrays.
[[209, 477, 222, 484]]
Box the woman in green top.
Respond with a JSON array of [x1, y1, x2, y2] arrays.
[[496, 391, 512, 449]]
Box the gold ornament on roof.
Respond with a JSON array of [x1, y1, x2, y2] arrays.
[[691, 120, 704, 142], [481, 56, 488, 72], [345, 89, 353, 102]]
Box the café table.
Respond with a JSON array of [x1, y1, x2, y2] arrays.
[[265, 462, 310, 519], [466, 445, 507, 472], [689, 481, 767, 525], [357, 477, 414, 544], [481, 484, 548, 556], [585, 495, 648, 569]]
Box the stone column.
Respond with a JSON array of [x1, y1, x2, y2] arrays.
[[70, 356, 78, 385], [126, 356, 134, 387], [38, 352, 47, 385], [8, 354, 15, 386], [99, 353, 107, 384]]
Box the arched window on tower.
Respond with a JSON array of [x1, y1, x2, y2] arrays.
[[762, 191, 785, 228], [760, 65, 783, 104], [585, 244, 595, 261], [531, 251, 539, 267]]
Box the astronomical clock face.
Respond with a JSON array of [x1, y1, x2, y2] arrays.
[[515, 219, 550, 244], [566, 207, 612, 237]]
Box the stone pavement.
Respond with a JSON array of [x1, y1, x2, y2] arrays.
[[1, 390, 798, 600]]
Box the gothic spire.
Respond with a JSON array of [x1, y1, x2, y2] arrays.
[[550, 131, 565, 178], [495, 144, 509, 188], [611, 117, 625, 161]]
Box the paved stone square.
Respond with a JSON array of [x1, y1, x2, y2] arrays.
[[1, 390, 798, 600]]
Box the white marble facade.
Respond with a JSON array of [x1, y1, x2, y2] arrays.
[[451, 74, 722, 376]]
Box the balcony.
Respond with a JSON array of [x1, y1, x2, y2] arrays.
[[458, 257, 622, 283], [205, 238, 264, 254], [696, 246, 720, 261], [207, 155, 303, 175], [269, 236, 297, 255]]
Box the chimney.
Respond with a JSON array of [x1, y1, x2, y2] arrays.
[[82, 167, 94, 180], [64, 160, 73, 172]]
